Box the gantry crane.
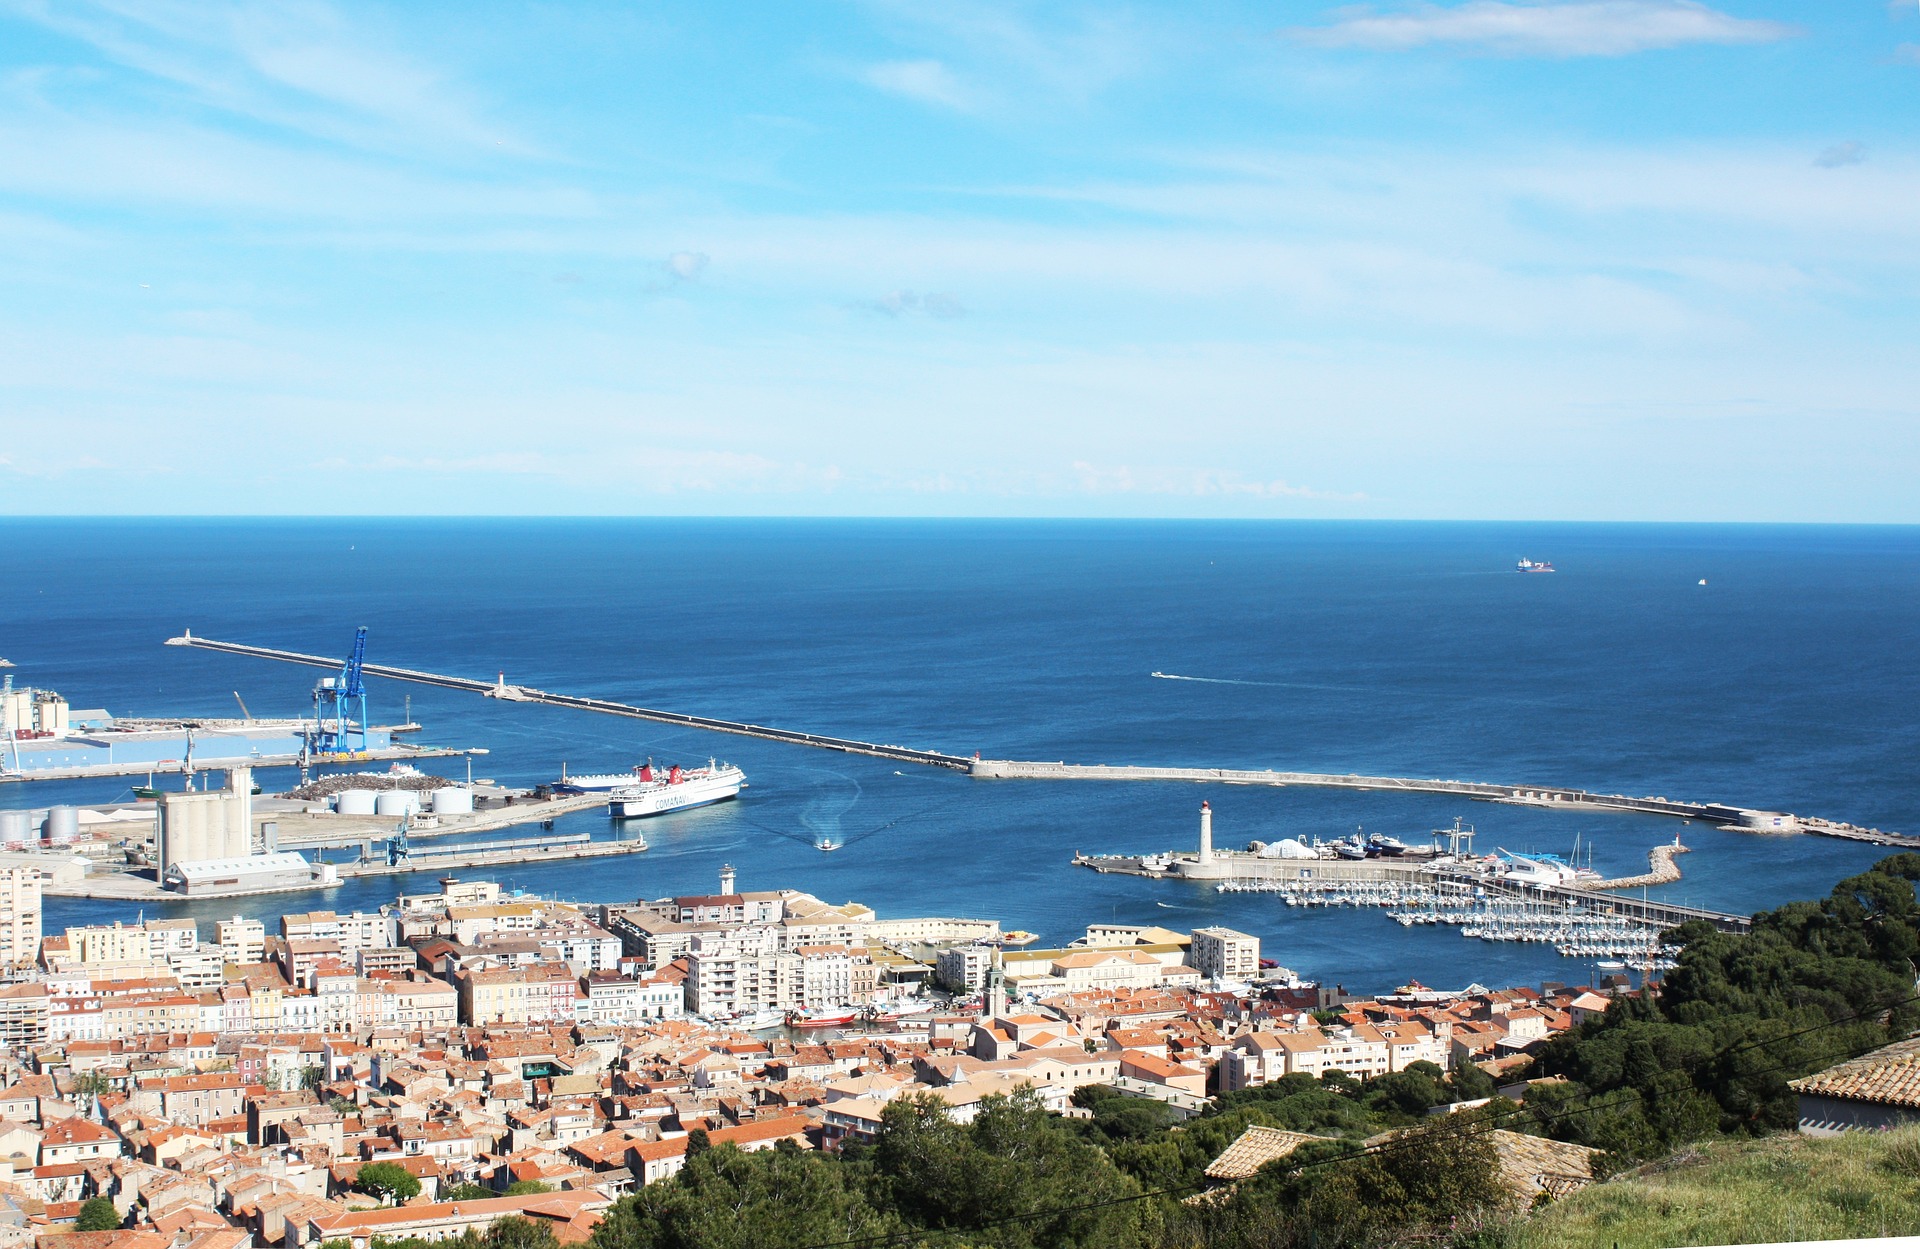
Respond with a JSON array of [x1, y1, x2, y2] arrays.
[[311, 626, 371, 754]]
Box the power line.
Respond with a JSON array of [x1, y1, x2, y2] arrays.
[[794, 988, 1920, 1249]]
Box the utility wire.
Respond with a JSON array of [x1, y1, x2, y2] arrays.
[[795, 988, 1920, 1249]]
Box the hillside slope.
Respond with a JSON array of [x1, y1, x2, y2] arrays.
[[1500, 1128, 1920, 1249]]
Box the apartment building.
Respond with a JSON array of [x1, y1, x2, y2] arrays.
[[1190, 927, 1261, 982], [0, 868, 40, 968]]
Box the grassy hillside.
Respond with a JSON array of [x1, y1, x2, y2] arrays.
[[1500, 1128, 1920, 1249]]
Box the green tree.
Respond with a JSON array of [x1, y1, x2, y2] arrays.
[[481, 1217, 557, 1249], [871, 1085, 1151, 1248], [75, 1198, 120, 1232], [591, 1142, 899, 1249], [356, 1161, 423, 1204], [442, 1184, 494, 1202], [70, 1070, 113, 1099], [504, 1180, 552, 1196]]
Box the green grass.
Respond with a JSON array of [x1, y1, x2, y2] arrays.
[[1498, 1129, 1920, 1249]]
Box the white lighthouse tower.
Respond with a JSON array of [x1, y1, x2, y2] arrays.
[[1198, 801, 1214, 866]]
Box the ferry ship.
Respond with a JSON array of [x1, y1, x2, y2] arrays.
[[607, 759, 746, 819], [1516, 558, 1556, 573]]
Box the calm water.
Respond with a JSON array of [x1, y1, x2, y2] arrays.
[[3, 519, 1916, 994]]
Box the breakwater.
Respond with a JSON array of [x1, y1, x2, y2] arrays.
[[166, 633, 1914, 847]]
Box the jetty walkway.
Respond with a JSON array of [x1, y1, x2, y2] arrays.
[[167, 633, 1913, 847], [1590, 842, 1690, 891], [165, 633, 974, 771]]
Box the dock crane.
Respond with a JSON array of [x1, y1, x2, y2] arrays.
[[311, 627, 371, 754]]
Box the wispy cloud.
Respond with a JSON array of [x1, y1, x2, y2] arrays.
[[1070, 462, 1366, 501], [316, 448, 846, 495], [854, 3, 1148, 112], [1285, 1, 1797, 58], [1815, 141, 1866, 168], [665, 251, 709, 280], [860, 58, 975, 110], [860, 288, 966, 319], [7, 0, 520, 156]]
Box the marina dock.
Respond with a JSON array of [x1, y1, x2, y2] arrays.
[[1074, 850, 1752, 934], [167, 632, 1914, 847]]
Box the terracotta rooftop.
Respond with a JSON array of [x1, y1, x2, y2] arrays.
[[1789, 1035, 1920, 1110], [1203, 1126, 1322, 1180]]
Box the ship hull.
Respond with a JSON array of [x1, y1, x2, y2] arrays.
[[608, 768, 745, 819]]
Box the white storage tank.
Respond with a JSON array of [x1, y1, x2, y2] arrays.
[[334, 789, 378, 816], [0, 810, 30, 850], [45, 806, 79, 845], [431, 787, 474, 816], [374, 790, 419, 817]]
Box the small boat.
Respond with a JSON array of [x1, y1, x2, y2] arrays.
[[738, 1009, 786, 1030], [1517, 558, 1556, 573], [787, 1009, 858, 1029], [1366, 833, 1411, 857], [1331, 837, 1368, 861], [1000, 930, 1041, 947], [814, 836, 842, 852], [872, 1002, 938, 1023], [1596, 960, 1627, 971]]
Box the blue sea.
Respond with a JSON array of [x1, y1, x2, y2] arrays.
[[3, 519, 1917, 995]]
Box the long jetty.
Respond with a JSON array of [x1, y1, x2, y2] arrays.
[[165, 632, 974, 771], [166, 633, 1914, 846]]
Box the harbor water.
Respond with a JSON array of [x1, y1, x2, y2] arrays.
[[3, 518, 1916, 994]]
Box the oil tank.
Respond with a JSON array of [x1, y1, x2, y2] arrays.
[[334, 789, 378, 816], [431, 787, 474, 816], [0, 810, 30, 850], [374, 791, 419, 817], [45, 806, 79, 845]]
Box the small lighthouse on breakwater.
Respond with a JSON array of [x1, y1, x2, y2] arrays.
[[1198, 801, 1213, 866]]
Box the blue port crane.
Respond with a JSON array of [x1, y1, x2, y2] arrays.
[[312, 626, 371, 754]]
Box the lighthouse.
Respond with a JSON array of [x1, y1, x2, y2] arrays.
[[1198, 801, 1213, 866]]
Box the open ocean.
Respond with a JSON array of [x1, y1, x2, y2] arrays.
[[3, 519, 1917, 995]]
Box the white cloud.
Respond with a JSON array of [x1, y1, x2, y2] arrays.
[[1070, 462, 1366, 501], [861, 288, 966, 319], [7, 0, 521, 156], [1815, 141, 1866, 168], [860, 58, 975, 110], [1285, 1, 1796, 57], [666, 251, 709, 280]]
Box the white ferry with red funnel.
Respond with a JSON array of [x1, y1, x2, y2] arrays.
[[607, 759, 746, 819], [1516, 558, 1556, 573]]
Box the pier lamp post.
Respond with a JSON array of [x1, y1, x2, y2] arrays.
[[467, 749, 489, 787]]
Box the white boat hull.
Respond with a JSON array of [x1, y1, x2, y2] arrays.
[[609, 766, 745, 819]]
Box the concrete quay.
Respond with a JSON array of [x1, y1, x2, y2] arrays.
[[1, 744, 464, 784], [167, 632, 1910, 847], [45, 833, 646, 901], [269, 792, 611, 849], [979, 759, 1911, 846], [1073, 849, 1751, 934]]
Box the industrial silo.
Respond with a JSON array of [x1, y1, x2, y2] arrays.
[[431, 787, 474, 816], [0, 810, 30, 850], [334, 789, 378, 816], [374, 791, 419, 817], [44, 806, 79, 846]]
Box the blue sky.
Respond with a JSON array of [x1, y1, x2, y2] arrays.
[[0, 1, 1915, 520]]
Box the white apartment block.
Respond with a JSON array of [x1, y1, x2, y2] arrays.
[[685, 931, 800, 1017], [1190, 927, 1261, 981], [936, 945, 993, 994], [216, 917, 266, 965], [0, 868, 41, 968], [1219, 1022, 1448, 1091]]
